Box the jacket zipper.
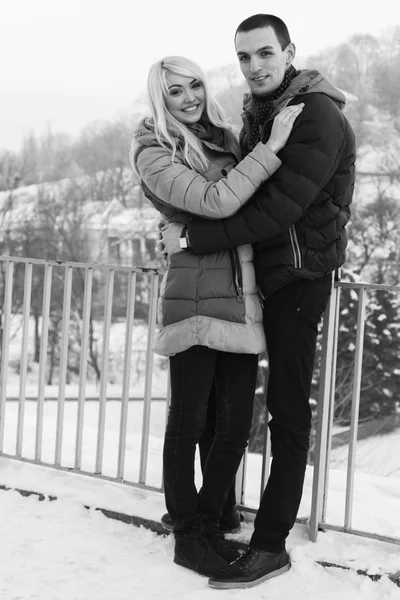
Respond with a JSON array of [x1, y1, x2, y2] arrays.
[[289, 225, 302, 268], [230, 248, 244, 303]]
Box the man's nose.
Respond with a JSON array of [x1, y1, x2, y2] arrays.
[[249, 56, 262, 73]]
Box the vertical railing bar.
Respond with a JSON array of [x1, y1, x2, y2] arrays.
[[139, 272, 159, 484], [0, 261, 14, 452], [344, 287, 367, 529], [235, 451, 247, 507], [160, 368, 171, 492], [259, 409, 271, 500], [95, 268, 115, 474], [75, 267, 93, 470], [321, 285, 341, 521], [54, 265, 73, 466], [35, 264, 52, 462], [117, 271, 136, 481], [16, 262, 33, 456], [164, 369, 171, 430], [309, 281, 337, 541]]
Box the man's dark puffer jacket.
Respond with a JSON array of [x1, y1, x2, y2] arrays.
[[186, 70, 356, 299]]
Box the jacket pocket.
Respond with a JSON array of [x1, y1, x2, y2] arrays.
[[229, 248, 244, 303]]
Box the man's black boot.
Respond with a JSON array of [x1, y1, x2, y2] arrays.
[[174, 528, 229, 577], [160, 512, 175, 532], [202, 522, 241, 564], [208, 546, 291, 589]]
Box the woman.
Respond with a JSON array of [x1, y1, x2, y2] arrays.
[[130, 56, 302, 578]]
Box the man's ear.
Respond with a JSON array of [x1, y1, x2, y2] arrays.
[[285, 42, 296, 66]]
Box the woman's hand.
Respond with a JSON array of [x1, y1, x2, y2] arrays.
[[265, 103, 304, 154]]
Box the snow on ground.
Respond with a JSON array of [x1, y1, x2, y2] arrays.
[[330, 429, 400, 478], [1, 398, 400, 599], [1, 458, 400, 600]]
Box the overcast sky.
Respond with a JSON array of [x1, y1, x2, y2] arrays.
[[1, 0, 399, 151]]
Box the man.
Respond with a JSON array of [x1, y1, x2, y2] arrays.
[[160, 14, 356, 589]]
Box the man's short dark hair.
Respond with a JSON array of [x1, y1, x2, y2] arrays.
[[235, 14, 291, 50]]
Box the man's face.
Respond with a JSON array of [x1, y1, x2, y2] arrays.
[[235, 26, 295, 96]]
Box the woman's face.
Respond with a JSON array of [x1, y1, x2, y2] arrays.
[[164, 72, 206, 125]]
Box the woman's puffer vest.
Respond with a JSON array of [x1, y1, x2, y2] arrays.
[[132, 119, 282, 356]]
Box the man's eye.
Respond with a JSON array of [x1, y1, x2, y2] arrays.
[[239, 55, 249, 62], [260, 51, 272, 58]]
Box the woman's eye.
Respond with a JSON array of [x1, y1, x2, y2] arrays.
[[239, 55, 249, 62], [192, 82, 202, 89], [169, 90, 181, 96]]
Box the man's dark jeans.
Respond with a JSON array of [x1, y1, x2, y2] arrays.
[[251, 275, 332, 552], [163, 345, 258, 531]]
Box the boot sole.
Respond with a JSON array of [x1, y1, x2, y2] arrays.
[[174, 556, 227, 578], [160, 520, 174, 532], [208, 561, 291, 589]]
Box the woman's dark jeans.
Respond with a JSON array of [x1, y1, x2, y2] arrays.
[[163, 345, 258, 531], [199, 381, 237, 516]]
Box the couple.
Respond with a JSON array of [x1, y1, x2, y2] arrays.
[[130, 13, 356, 590]]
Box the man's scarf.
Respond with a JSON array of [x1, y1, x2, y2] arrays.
[[247, 65, 298, 151]]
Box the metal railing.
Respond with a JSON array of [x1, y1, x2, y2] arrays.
[[0, 254, 399, 546], [0, 254, 163, 491], [309, 279, 400, 546]]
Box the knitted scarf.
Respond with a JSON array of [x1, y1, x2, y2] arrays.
[[247, 65, 298, 151], [187, 118, 225, 148]]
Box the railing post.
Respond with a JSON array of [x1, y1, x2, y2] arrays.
[[75, 267, 93, 470], [321, 285, 341, 522], [0, 261, 14, 452], [35, 263, 52, 462], [309, 282, 339, 541], [139, 272, 159, 484], [344, 287, 367, 529], [259, 408, 271, 502], [55, 265, 73, 466], [117, 271, 136, 481], [235, 452, 247, 507], [95, 268, 115, 474], [16, 262, 33, 457]]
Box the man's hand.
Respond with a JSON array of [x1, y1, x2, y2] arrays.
[[159, 222, 184, 258]]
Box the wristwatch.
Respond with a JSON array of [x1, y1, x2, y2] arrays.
[[179, 225, 189, 250]]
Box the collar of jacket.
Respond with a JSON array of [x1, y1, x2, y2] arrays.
[[240, 69, 347, 139]]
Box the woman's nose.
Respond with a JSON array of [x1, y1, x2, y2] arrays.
[[184, 89, 195, 102]]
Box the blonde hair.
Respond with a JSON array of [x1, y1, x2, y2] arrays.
[[131, 56, 239, 174]]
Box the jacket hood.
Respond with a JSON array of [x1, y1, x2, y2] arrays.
[[132, 117, 160, 146], [130, 118, 164, 170], [243, 69, 347, 114]]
